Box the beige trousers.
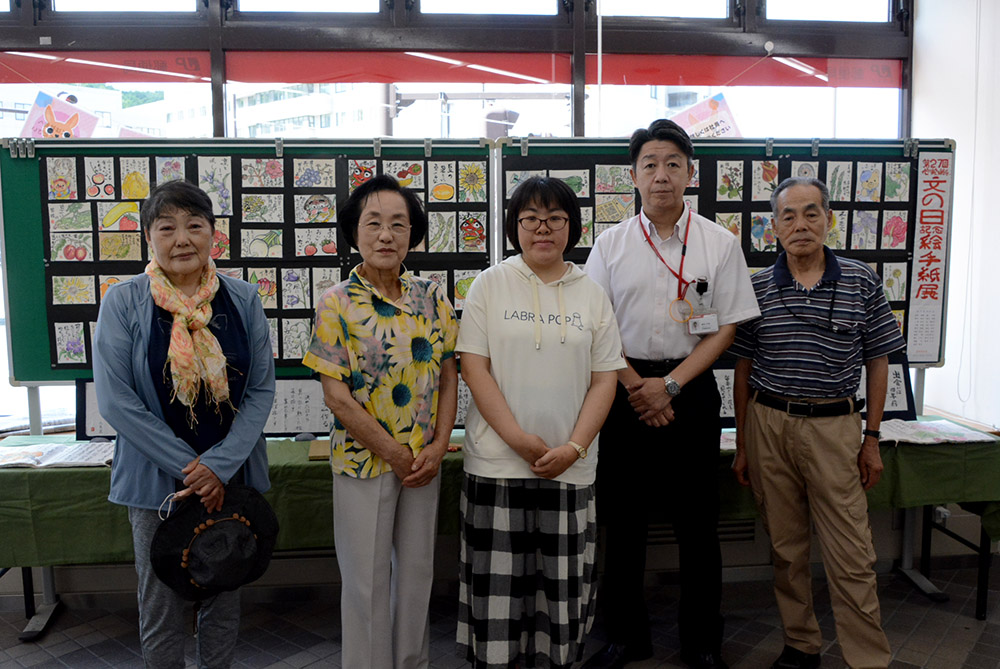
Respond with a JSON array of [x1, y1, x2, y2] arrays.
[[333, 472, 441, 669], [745, 399, 891, 669]]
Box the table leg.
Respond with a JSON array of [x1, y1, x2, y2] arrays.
[[976, 525, 992, 621], [897, 506, 949, 602], [17, 566, 62, 642]]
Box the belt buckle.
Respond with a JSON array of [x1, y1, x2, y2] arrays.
[[787, 401, 813, 417]]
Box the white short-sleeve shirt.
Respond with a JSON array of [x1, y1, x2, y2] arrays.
[[585, 205, 760, 361]]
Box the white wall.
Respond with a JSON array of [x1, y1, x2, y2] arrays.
[[912, 0, 1000, 428]]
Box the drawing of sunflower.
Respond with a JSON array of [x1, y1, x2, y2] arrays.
[[459, 162, 486, 202], [55, 276, 93, 304]]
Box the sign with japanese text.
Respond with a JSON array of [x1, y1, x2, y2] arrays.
[[907, 152, 954, 364]]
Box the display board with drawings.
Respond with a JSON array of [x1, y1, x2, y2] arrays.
[[0, 138, 490, 384], [500, 137, 954, 370], [77, 377, 334, 439]]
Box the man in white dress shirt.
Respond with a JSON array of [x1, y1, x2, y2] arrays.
[[583, 120, 759, 669]]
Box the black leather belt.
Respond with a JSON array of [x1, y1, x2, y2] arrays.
[[752, 390, 864, 417]]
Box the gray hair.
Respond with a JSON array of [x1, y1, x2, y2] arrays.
[[770, 177, 830, 217]]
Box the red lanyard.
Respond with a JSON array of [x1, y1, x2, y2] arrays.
[[640, 209, 692, 300]]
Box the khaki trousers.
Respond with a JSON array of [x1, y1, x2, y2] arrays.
[[745, 399, 891, 669]]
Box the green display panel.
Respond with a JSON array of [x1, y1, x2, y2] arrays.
[[1, 138, 491, 384]]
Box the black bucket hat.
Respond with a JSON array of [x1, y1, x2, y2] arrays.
[[150, 485, 279, 601]]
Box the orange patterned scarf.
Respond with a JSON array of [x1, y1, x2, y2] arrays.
[[145, 257, 229, 418]]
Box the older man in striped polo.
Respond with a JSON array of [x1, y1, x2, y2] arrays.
[[731, 176, 904, 669]]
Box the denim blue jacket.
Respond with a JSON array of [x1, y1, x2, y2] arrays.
[[94, 273, 275, 509]]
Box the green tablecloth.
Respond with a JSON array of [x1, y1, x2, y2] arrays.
[[1, 425, 998, 568]]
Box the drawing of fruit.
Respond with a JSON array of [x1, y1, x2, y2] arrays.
[[456, 275, 476, 298], [432, 183, 455, 201], [75, 246, 88, 260], [122, 171, 149, 199], [102, 202, 140, 229], [322, 240, 337, 253], [87, 185, 100, 197], [100, 277, 121, 299], [304, 244, 317, 256], [119, 215, 139, 231], [63, 244, 77, 260], [409, 163, 422, 175]]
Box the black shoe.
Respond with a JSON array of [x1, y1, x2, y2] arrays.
[[680, 649, 729, 669], [581, 642, 653, 669], [771, 645, 821, 669]]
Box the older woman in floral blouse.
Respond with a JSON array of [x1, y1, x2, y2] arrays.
[[302, 174, 458, 669]]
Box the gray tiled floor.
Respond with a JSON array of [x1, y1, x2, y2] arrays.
[[2, 563, 999, 668]]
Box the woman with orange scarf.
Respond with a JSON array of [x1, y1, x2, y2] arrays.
[[94, 179, 275, 668]]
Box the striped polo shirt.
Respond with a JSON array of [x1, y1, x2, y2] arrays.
[[730, 247, 905, 399]]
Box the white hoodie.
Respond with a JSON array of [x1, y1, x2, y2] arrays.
[[456, 255, 625, 485]]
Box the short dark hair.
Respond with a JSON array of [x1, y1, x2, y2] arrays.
[[771, 177, 831, 216], [339, 174, 427, 250], [628, 119, 695, 169], [140, 180, 215, 234], [505, 176, 582, 254]]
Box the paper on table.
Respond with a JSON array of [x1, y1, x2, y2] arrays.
[[0, 441, 114, 468], [878, 419, 996, 445]]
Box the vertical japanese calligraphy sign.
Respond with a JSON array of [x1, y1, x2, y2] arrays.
[[907, 151, 954, 364]]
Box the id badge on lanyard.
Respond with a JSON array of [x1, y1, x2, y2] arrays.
[[641, 211, 720, 336], [687, 277, 719, 336]]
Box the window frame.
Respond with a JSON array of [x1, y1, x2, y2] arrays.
[[0, 0, 914, 137]]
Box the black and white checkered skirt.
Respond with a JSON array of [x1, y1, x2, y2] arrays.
[[456, 474, 598, 669]]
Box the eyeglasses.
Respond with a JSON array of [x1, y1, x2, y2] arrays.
[[360, 221, 411, 237], [518, 215, 569, 231]]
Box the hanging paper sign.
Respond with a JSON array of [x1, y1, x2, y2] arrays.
[[20, 91, 99, 139], [907, 152, 954, 364]]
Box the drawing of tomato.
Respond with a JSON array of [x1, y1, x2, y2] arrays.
[[432, 183, 455, 201], [304, 244, 317, 256], [322, 240, 337, 253], [75, 246, 88, 260], [409, 163, 422, 175], [63, 244, 77, 260], [119, 215, 139, 231]]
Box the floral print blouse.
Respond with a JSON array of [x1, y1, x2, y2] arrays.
[[302, 265, 458, 478]]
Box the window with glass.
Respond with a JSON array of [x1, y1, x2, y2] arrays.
[[225, 51, 573, 139], [419, 0, 558, 15], [597, 0, 728, 19], [52, 0, 197, 10], [765, 0, 892, 22], [0, 51, 213, 138], [237, 0, 380, 11], [584, 55, 902, 139]]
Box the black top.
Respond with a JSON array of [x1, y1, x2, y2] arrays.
[[148, 280, 251, 458]]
